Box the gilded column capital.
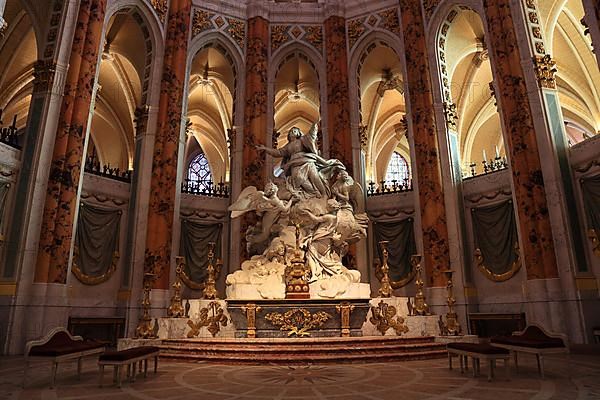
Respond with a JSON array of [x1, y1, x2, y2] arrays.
[[32, 60, 57, 93], [533, 54, 557, 89]]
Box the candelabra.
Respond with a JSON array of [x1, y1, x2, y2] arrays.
[[376, 241, 393, 297], [411, 255, 430, 315], [285, 223, 311, 299], [202, 242, 218, 299], [167, 259, 185, 317], [440, 269, 461, 335], [135, 273, 157, 338]]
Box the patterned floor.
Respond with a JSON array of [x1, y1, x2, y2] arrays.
[[1, 352, 599, 400]]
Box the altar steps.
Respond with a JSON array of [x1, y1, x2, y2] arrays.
[[158, 336, 447, 364]]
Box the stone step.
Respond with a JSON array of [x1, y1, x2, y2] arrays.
[[156, 336, 447, 363]]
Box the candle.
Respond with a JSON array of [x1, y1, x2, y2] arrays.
[[11, 114, 17, 128], [495, 145, 500, 158], [482, 149, 487, 161]]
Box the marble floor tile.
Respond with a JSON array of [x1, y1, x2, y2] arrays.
[[1, 351, 598, 400]]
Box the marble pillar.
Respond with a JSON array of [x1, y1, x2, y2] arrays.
[[144, 0, 192, 290], [483, 0, 559, 280], [324, 15, 353, 174], [241, 16, 269, 258], [399, 1, 451, 287], [34, 0, 107, 283]]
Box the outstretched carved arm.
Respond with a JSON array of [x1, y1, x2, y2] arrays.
[[256, 144, 283, 158]]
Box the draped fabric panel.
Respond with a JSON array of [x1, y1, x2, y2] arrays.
[[179, 219, 222, 284], [75, 203, 121, 278], [581, 174, 600, 235], [0, 182, 9, 231], [373, 218, 416, 282], [471, 200, 518, 276]]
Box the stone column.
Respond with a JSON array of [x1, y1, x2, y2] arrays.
[[242, 16, 268, 190], [482, 0, 559, 280], [34, 0, 107, 284], [399, 1, 451, 288], [143, 0, 192, 290], [324, 15, 353, 174], [240, 14, 269, 259]]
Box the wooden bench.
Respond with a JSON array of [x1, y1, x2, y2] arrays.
[[447, 342, 510, 382], [24, 327, 105, 388], [98, 346, 160, 387], [490, 324, 568, 379]]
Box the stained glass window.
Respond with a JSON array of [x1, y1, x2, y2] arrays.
[[187, 152, 213, 191], [385, 152, 410, 184]]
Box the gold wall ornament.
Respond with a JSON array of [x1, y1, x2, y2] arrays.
[[443, 102, 458, 130], [135, 273, 158, 339], [150, 0, 168, 24], [71, 247, 119, 285], [376, 241, 393, 297], [302, 25, 323, 53], [265, 308, 331, 337], [32, 60, 57, 92], [439, 270, 461, 336], [412, 255, 430, 315], [167, 261, 185, 317], [475, 242, 522, 282], [271, 25, 290, 52], [202, 242, 219, 299], [369, 300, 409, 336], [186, 301, 228, 338], [359, 124, 368, 152], [226, 18, 246, 49], [241, 303, 262, 338], [533, 55, 557, 89], [336, 302, 355, 337], [192, 9, 213, 37]]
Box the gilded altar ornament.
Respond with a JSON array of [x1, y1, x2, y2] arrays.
[[369, 301, 409, 336], [187, 301, 228, 338], [412, 255, 431, 315], [135, 273, 157, 339], [588, 229, 600, 257], [285, 223, 311, 299], [241, 303, 262, 338], [440, 270, 461, 336], [265, 308, 331, 337], [336, 302, 355, 338], [475, 242, 521, 282], [376, 241, 393, 297], [167, 261, 185, 317], [203, 242, 219, 299]]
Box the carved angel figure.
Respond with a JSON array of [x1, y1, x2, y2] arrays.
[[228, 181, 292, 253]]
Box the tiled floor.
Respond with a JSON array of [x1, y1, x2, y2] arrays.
[[1, 352, 599, 400]]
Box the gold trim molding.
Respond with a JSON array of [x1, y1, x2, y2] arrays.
[[0, 282, 16, 296], [71, 248, 118, 285], [475, 243, 521, 282]]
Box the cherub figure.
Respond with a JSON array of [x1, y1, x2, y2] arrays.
[[228, 181, 293, 253]]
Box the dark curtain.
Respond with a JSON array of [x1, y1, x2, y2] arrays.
[[471, 200, 518, 275], [179, 219, 222, 283], [0, 182, 9, 229], [75, 203, 121, 277], [373, 218, 416, 281], [581, 174, 600, 234]]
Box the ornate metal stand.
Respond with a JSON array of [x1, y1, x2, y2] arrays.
[[376, 241, 393, 297], [411, 255, 430, 315], [167, 260, 185, 317], [440, 269, 461, 335], [202, 242, 218, 299], [285, 224, 311, 299], [135, 273, 157, 338]]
